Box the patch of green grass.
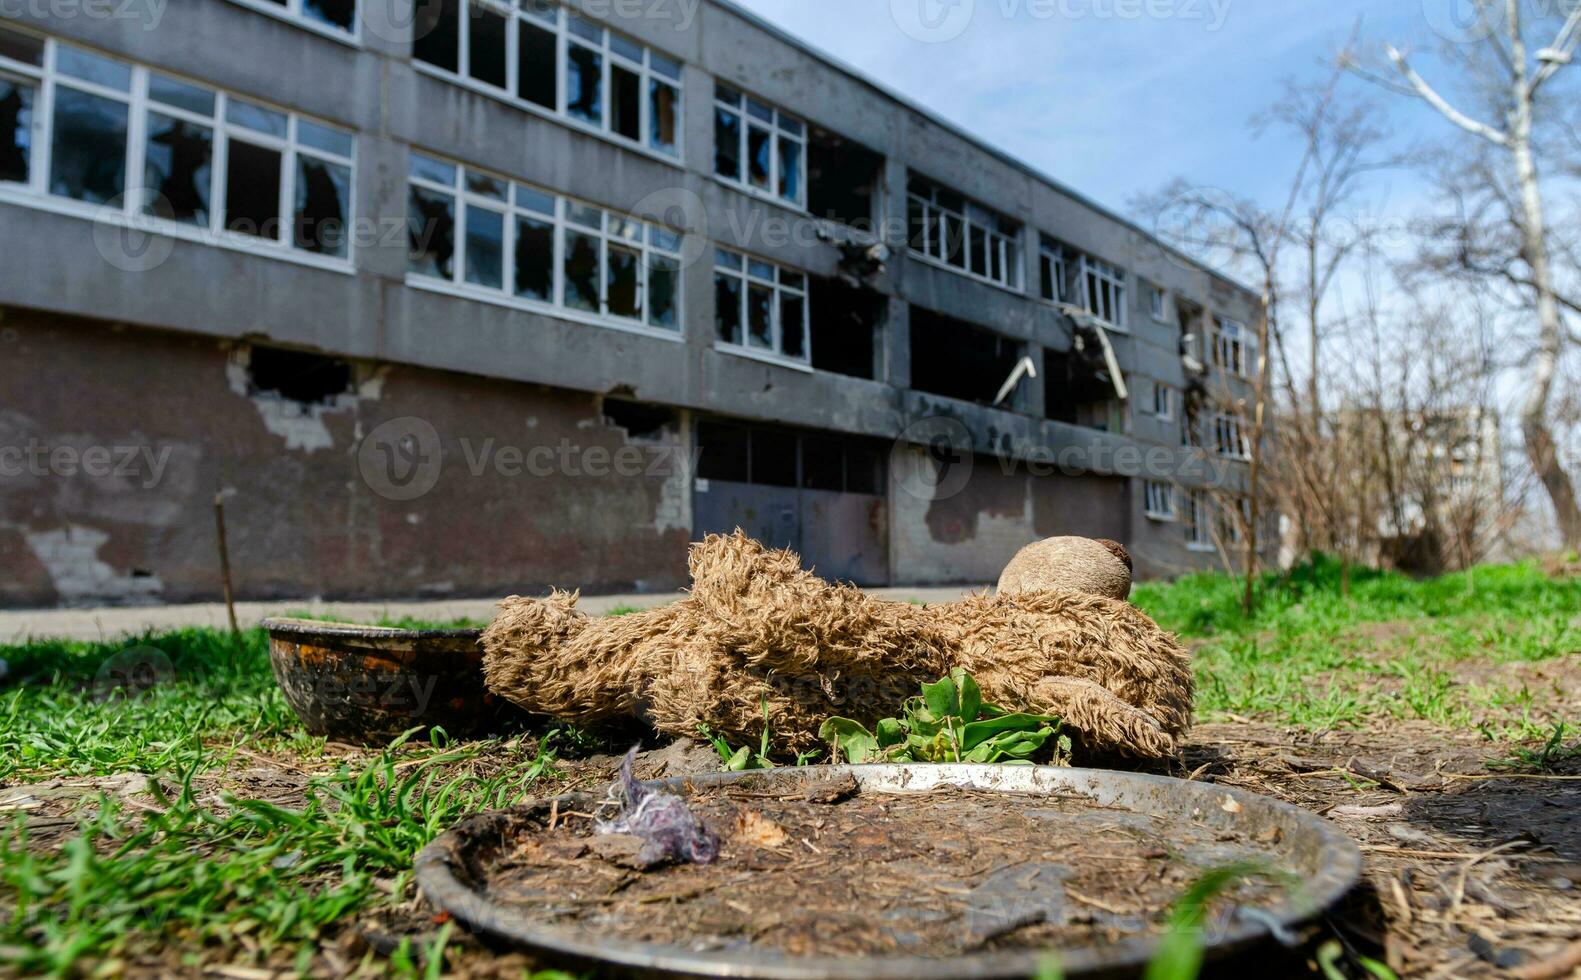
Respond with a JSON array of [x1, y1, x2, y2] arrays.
[[1133, 556, 1580, 734], [0, 731, 566, 975]]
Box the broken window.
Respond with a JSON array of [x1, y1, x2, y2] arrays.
[[13, 37, 355, 255], [714, 84, 805, 209], [1144, 481, 1176, 521], [907, 174, 1020, 290], [50, 48, 132, 204], [807, 127, 882, 227], [809, 276, 882, 380], [1213, 413, 1250, 460], [407, 151, 682, 327], [247, 345, 352, 405], [292, 121, 353, 256], [696, 421, 750, 483], [1041, 236, 1127, 328], [1213, 316, 1251, 377], [714, 249, 811, 364], [910, 306, 1025, 407], [1044, 334, 1125, 429], [236, 0, 357, 33], [413, 2, 681, 157], [0, 75, 34, 185]]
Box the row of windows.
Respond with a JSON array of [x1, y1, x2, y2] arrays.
[[0, 29, 354, 260], [406, 152, 682, 331], [906, 175, 1022, 290], [205, 0, 1257, 347], [412, 0, 682, 157]]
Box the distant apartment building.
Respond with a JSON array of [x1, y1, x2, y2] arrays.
[[0, 0, 1270, 606]]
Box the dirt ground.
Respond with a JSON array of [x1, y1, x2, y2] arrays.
[[8, 716, 1581, 978]]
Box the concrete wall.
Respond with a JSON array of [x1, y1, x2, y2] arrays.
[[0, 311, 692, 606]]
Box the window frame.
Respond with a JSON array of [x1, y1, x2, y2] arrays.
[[1213, 316, 1252, 378], [907, 174, 1022, 292], [404, 148, 684, 338], [1037, 236, 1127, 331], [712, 247, 813, 369], [1185, 490, 1215, 550], [410, 0, 684, 162], [1151, 382, 1175, 421], [1212, 412, 1252, 461], [224, 0, 361, 43], [1148, 284, 1168, 322], [1144, 480, 1177, 522], [0, 31, 357, 272], [712, 83, 806, 210]]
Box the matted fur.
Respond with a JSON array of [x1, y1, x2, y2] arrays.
[[482, 531, 1193, 759]]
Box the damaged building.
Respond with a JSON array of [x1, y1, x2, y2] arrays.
[[0, 1, 1270, 605]]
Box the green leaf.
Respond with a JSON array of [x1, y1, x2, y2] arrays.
[[921, 676, 959, 721], [875, 717, 905, 747], [959, 713, 1059, 751], [726, 746, 753, 771], [953, 668, 982, 722], [818, 717, 880, 763]]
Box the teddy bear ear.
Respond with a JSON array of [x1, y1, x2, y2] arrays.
[[1095, 539, 1133, 575]]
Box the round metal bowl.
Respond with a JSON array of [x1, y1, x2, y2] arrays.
[[262, 617, 525, 743], [415, 764, 1363, 979]]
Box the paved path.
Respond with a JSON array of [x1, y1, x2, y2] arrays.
[[0, 586, 988, 643]]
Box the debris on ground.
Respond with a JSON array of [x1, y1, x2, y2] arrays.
[[593, 746, 719, 869]]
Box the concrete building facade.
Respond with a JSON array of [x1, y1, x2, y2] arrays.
[[0, 0, 1270, 606]]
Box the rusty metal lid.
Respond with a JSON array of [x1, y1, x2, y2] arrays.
[[415, 764, 1362, 979]]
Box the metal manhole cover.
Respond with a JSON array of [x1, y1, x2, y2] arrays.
[[415, 765, 1361, 978]]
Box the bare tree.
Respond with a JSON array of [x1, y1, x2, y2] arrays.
[[1348, 0, 1581, 549]]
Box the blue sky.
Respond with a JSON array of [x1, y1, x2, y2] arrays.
[[728, 0, 1481, 220]]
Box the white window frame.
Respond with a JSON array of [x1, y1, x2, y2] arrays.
[[1144, 480, 1177, 522], [1038, 237, 1068, 303], [410, 1, 683, 162], [224, 0, 361, 43], [1186, 490, 1214, 551], [405, 150, 683, 339], [1213, 316, 1251, 378], [1076, 253, 1126, 330], [1152, 382, 1174, 421], [1213, 412, 1251, 461], [712, 83, 806, 210], [1149, 284, 1168, 322], [713, 247, 812, 369], [907, 174, 1022, 292], [0, 31, 357, 273]]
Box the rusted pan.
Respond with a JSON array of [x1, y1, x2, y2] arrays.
[[415, 764, 1363, 979], [262, 617, 526, 743]]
